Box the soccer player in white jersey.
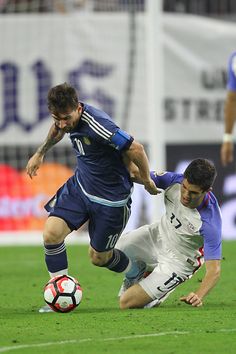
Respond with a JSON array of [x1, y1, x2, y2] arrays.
[[221, 52, 236, 166], [116, 158, 222, 309]]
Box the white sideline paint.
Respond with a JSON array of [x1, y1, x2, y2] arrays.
[[0, 231, 89, 246], [0, 329, 236, 353]]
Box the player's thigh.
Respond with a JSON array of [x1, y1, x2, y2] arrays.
[[45, 175, 89, 233], [139, 263, 189, 301], [43, 216, 72, 244], [88, 202, 130, 252], [116, 224, 158, 266]]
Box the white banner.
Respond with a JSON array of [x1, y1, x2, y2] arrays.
[[1, 14, 235, 145], [0, 13, 147, 144], [163, 14, 236, 142]]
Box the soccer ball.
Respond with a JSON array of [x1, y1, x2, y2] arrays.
[[43, 275, 82, 313]]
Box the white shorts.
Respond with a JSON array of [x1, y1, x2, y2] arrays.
[[117, 223, 197, 301]]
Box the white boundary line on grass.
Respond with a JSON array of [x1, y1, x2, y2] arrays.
[[1, 329, 236, 353]]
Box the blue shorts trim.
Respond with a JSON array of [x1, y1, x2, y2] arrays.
[[75, 174, 133, 207]]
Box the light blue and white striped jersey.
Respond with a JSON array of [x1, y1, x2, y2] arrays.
[[150, 171, 222, 267], [69, 103, 133, 204]]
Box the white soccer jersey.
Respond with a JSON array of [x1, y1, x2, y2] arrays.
[[153, 171, 222, 270], [117, 171, 222, 301]]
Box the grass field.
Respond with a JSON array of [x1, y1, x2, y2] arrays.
[[0, 241, 236, 354]]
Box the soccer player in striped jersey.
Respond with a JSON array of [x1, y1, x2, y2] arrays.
[[117, 158, 222, 309], [221, 52, 236, 166], [26, 82, 158, 312]]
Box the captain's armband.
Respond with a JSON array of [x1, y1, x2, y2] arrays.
[[110, 129, 133, 150]]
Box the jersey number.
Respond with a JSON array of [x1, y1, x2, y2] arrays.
[[170, 213, 182, 229], [157, 272, 184, 292], [106, 234, 119, 249]]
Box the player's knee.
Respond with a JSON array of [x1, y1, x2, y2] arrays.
[[119, 296, 128, 309], [43, 229, 61, 244], [43, 217, 69, 244], [119, 295, 135, 310], [43, 224, 63, 244]]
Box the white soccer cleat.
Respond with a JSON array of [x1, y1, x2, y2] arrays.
[[118, 278, 132, 298], [118, 260, 146, 297]]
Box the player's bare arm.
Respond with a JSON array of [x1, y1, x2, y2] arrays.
[[122, 154, 143, 183], [221, 91, 236, 166], [180, 259, 221, 307], [26, 123, 65, 178], [123, 140, 159, 195]]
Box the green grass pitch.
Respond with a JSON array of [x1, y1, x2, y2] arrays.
[[0, 241, 236, 354]]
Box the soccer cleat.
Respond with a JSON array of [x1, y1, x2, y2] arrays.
[[118, 278, 132, 298], [38, 304, 54, 313], [118, 260, 146, 297]]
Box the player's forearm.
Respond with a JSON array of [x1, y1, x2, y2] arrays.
[[195, 268, 220, 300], [126, 142, 151, 183], [36, 124, 65, 156], [124, 142, 158, 194], [127, 164, 143, 183], [224, 91, 236, 134]]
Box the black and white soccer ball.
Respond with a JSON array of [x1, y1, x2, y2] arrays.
[[43, 275, 82, 313]]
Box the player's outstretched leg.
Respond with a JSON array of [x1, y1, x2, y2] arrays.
[[39, 217, 71, 313], [89, 247, 147, 285]]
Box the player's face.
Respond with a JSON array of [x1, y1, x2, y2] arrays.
[[180, 179, 206, 209], [51, 104, 82, 133]]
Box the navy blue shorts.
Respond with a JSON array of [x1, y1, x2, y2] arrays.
[[45, 175, 131, 252]]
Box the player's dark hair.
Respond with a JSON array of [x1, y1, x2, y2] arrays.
[[184, 158, 217, 191], [47, 82, 79, 113]]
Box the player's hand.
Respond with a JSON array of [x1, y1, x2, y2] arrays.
[[144, 179, 161, 195], [180, 292, 203, 307], [221, 141, 234, 166], [26, 153, 44, 179]]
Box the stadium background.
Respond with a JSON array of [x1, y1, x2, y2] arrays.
[[0, 0, 236, 245]]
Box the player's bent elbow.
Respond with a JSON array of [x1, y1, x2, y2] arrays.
[[135, 142, 145, 156], [128, 140, 145, 157]]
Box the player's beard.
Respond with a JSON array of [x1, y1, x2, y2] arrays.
[[62, 122, 77, 133], [63, 126, 73, 133]]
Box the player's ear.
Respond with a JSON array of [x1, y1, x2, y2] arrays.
[[78, 103, 82, 113]]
